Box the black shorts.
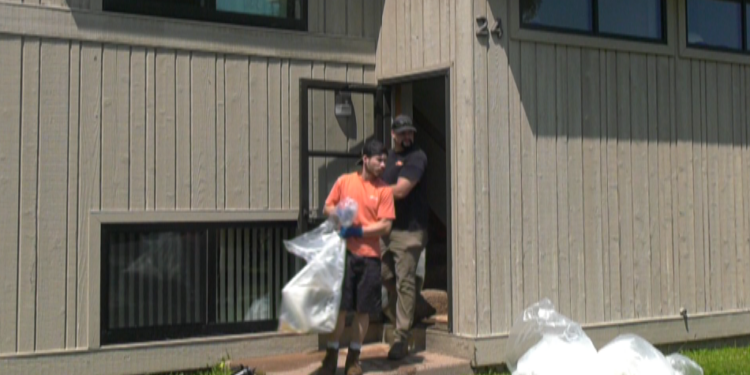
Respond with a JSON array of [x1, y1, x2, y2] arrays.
[[340, 251, 382, 314]]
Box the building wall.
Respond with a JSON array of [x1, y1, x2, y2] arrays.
[[0, 0, 381, 357], [377, 0, 455, 79], [453, 0, 750, 337]]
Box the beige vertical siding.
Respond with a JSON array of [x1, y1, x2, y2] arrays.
[[0, 34, 376, 354], [473, 31, 750, 333], [378, 0, 453, 79]]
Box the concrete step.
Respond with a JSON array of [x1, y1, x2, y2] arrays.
[[231, 343, 472, 375]]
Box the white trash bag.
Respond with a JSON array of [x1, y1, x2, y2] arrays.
[[666, 353, 704, 375], [277, 199, 357, 334], [505, 299, 598, 375], [596, 334, 677, 375]]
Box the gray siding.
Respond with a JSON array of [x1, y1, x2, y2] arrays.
[[458, 0, 750, 338], [0, 34, 376, 354]]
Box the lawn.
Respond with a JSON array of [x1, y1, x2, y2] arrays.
[[159, 345, 750, 375]]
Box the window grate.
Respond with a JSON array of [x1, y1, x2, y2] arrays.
[[100, 221, 298, 345]]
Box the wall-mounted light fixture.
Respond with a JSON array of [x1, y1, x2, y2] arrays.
[[334, 90, 353, 117]]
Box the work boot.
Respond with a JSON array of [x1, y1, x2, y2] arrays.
[[344, 348, 363, 375], [317, 348, 339, 375], [387, 339, 408, 361]]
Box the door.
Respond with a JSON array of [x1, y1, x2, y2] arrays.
[[297, 79, 390, 234]]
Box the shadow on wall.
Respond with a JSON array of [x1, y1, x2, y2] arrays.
[[492, 0, 748, 145]]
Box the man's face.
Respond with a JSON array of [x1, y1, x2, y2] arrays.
[[364, 153, 387, 177], [392, 129, 415, 149]]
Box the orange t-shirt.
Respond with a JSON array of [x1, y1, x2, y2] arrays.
[[325, 172, 396, 258]]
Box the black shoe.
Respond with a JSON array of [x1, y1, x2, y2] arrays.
[[387, 340, 408, 361], [317, 348, 339, 375], [344, 348, 362, 375]]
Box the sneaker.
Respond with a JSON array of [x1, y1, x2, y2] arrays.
[[316, 348, 339, 375], [387, 340, 408, 361], [344, 348, 363, 375]]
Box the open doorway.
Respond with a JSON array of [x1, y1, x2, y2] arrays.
[[383, 71, 451, 332]]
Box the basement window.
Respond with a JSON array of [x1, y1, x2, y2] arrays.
[[100, 221, 298, 345], [103, 0, 307, 31], [687, 0, 747, 52], [520, 0, 666, 42]]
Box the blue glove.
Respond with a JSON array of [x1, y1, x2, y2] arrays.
[[339, 226, 363, 239]]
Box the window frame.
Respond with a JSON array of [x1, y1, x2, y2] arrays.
[[102, 0, 308, 32], [685, 0, 748, 54], [519, 0, 669, 44]]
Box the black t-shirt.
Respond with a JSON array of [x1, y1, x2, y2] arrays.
[[381, 147, 429, 231]]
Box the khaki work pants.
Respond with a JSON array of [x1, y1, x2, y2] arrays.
[[381, 229, 427, 342]]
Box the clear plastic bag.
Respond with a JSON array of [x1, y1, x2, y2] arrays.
[[666, 353, 704, 375], [505, 299, 598, 375], [277, 217, 350, 334], [335, 197, 359, 228], [506, 300, 705, 375]]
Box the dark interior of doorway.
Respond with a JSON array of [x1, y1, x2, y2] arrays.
[[395, 75, 450, 326]]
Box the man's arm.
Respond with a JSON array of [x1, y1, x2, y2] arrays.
[[362, 219, 392, 238], [390, 152, 426, 200], [391, 177, 418, 200]]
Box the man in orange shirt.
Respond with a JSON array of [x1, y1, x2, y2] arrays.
[[317, 139, 396, 375]]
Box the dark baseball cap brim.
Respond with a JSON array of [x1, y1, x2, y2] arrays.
[[393, 125, 417, 133]]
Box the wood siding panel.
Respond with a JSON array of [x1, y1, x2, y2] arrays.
[[216, 56, 226, 210], [289, 61, 312, 210], [130, 49, 146, 211], [718, 64, 736, 310], [616, 52, 635, 320], [155, 50, 176, 210], [18, 38, 41, 353], [473, 0, 490, 336], [145, 49, 156, 211], [487, 0, 511, 333], [582, 49, 603, 323], [191, 53, 217, 210], [537, 44, 558, 308], [647, 55, 660, 317], [410, 0, 423, 70], [66, 41, 81, 349], [250, 57, 269, 209], [268, 59, 283, 210], [77, 43, 102, 348], [224, 56, 250, 210], [176, 52, 191, 210], [605, 51, 621, 320], [101, 46, 130, 212], [347, 0, 363, 38], [0, 35, 22, 354], [36, 39, 70, 351], [509, 40, 524, 322], [567, 47, 585, 322], [556, 46, 571, 316], [281, 61, 291, 209], [521, 42, 539, 309], [692, 61, 707, 313], [658, 57, 675, 315], [423, 0, 440, 67], [733, 66, 745, 308], [326, 0, 346, 35], [630, 54, 650, 319]]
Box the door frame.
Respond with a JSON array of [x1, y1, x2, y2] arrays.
[[297, 79, 389, 234], [378, 68, 453, 334]]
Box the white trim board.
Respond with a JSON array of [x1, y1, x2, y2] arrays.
[[0, 1, 376, 65], [427, 309, 750, 367], [0, 332, 317, 375]]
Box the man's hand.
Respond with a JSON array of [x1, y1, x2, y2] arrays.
[[339, 226, 364, 239]]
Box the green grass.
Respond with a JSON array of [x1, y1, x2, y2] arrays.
[[680, 346, 750, 374]]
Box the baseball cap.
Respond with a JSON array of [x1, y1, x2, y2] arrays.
[[355, 139, 388, 165], [392, 114, 418, 133]]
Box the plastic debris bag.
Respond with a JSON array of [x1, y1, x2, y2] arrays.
[[278, 200, 357, 334], [278, 220, 346, 334], [596, 334, 679, 375], [667, 353, 704, 375], [505, 299, 598, 375]]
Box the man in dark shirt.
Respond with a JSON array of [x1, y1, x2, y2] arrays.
[[380, 114, 429, 360]]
